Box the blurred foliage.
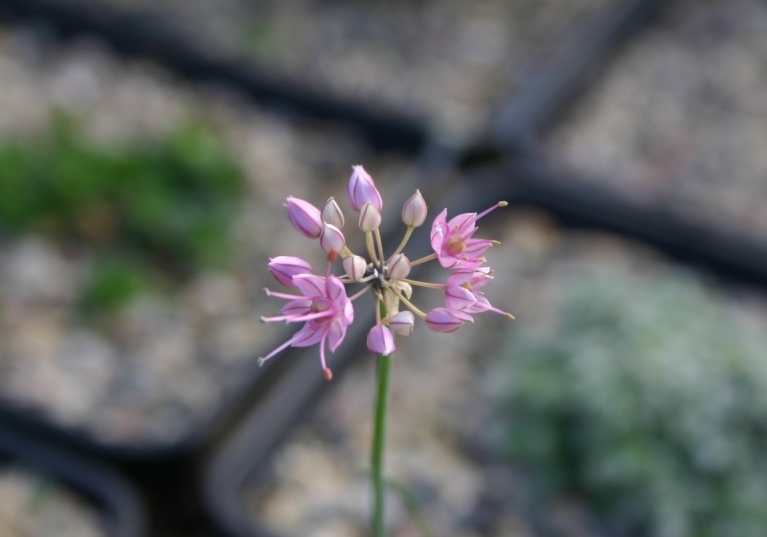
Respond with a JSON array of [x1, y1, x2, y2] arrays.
[[0, 115, 246, 316], [497, 268, 767, 537]]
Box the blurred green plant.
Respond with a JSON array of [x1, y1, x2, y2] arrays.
[[497, 268, 767, 537], [0, 115, 246, 316]]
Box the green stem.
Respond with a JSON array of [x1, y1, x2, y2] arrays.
[[371, 353, 392, 537]]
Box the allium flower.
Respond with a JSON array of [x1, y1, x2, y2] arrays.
[[285, 196, 323, 239], [260, 253, 354, 380], [268, 256, 313, 288], [444, 268, 513, 319], [261, 167, 513, 379], [430, 203, 507, 269], [348, 165, 383, 212], [367, 325, 395, 356]]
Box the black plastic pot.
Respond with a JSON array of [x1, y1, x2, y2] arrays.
[[0, 421, 146, 537]]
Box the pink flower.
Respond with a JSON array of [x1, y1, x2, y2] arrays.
[[285, 196, 323, 239], [268, 256, 313, 288], [444, 268, 510, 318], [430, 202, 506, 269], [424, 307, 472, 333], [348, 165, 383, 212], [367, 325, 395, 356], [260, 257, 354, 378]]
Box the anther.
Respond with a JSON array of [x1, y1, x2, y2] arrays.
[[323, 368, 334, 381]]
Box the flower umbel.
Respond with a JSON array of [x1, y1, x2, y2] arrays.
[[262, 165, 512, 377]]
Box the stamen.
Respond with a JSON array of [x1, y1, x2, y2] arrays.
[[477, 201, 507, 220], [260, 310, 334, 323]]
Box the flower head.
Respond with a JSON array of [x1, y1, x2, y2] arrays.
[[263, 168, 511, 379]]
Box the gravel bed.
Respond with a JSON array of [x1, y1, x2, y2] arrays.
[[242, 209, 767, 537], [53, 0, 614, 141], [0, 466, 105, 537], [0, 24, 414, 446], [544, 0, 767, 242]]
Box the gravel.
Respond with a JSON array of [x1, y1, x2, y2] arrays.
[[242, 208, 767, 537], [51, 0, 614, 142], [544, 0, 767, 242], [0, 23, 414, 445], [0, 466, 105, 537]]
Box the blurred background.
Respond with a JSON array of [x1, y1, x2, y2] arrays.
[[0, 0, 766, 536]]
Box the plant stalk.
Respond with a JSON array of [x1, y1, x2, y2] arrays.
[[371, 353, 392, 537]]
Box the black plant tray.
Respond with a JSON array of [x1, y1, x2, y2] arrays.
[[0, 0, 429, 155], [0, 0, 665, 163], [0, 421, 146, 537], [481, 0, 665, 153]]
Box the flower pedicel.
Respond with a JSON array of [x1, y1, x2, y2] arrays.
[[260, 165, 513, 380]]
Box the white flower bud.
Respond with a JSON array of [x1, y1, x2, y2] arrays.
[[343, 255, 367, 282], [402, 189, 427, 227], [358, 202, 382, 232], [387, 253, 411, 280], [321, 197, 345, 228]]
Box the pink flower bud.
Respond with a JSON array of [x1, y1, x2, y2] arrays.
[[348, 165, 383, 212], [367, 325, 395, 356], [321, 197, 345, 228], [268, 256, 313, 287], [359, 202, 382, 231], [387, 253, 410, 280], [425, 307, 467, 333], [285, 196, 323, 239], [320, 223, 346, 254], [402, 189, 427, 227], [388, 311, 414, 336], [343, 255, 368, 282]]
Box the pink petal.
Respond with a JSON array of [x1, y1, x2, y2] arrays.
[[367, 325, 395, 356]]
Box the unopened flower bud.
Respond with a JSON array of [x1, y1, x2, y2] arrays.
[[359, 202, 382, 231], [320, 223, 346, 254], [387, 253, 410, 280], [348, 165, 383, 212], [402, 189, 427, 227], [268, 256, 313, 287], [321, 197, 345, 228], [367, 325, 395, 356], [343, 255, 367, 281], [285, 196, 322, 239], [388, 311, 414, 336], [425, 307, 468, 333]]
